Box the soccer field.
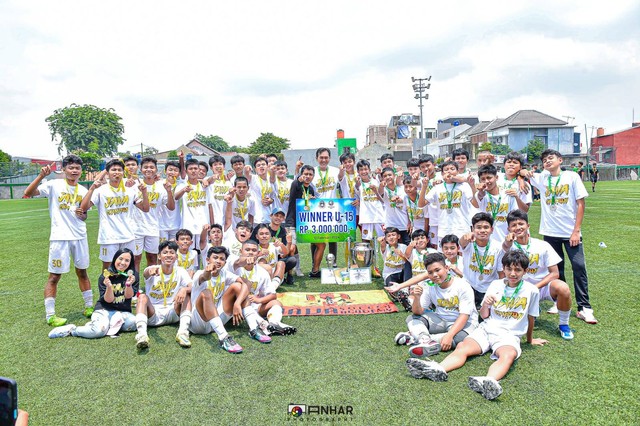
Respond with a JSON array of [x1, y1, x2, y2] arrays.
[[1, 181, 639, 425]]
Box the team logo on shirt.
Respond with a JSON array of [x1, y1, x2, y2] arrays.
[[149, 279, 178, 300], [437, 296, 460, 311], [438, 190, 462, 209], [105, 195, 130, 215], [493, 296, 527, 319], [57, 193, 83, 210], [186, 189, 206, 207]]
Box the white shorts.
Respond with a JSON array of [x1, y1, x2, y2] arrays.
[[148, 305, 179, 326], [539, 284, 554, 302], [428, 227, 439, 247], [134, 235, 160, 256], [159, 229, 178, 243], [189, 308, 213, 335], [99, 240, 136, 262], [467, 323, 522, 360], [361, 223, 384, 240], [48, 239, 90, 274]]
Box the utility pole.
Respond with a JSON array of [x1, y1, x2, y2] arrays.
[[412, 76, 431, 139]]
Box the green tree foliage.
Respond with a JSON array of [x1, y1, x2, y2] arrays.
[[167, 150, 178, 160], [520, 138, 546, 163], [194, 134, 230, 152], [46, 104, 125, 157], [247, 132, 290, 155], [0, 149, 11, 163], [479, 142, 492, 152], [489, 143, 511, 155], [72, 149, 102, 173]]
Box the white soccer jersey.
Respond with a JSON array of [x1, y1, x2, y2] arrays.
[[134, 182, 168, 237], [258, 243, 281, 267], [175, 249, 199, 273], [408, 248, 438, 276], [382, 185, 408, 230], [405, 195, 426, 231], [419, 277, 478, 328], [382, 244, 407, 280], [497, 176, 533, 206], [159, 178, 183, 232], [90, 182, 140, 244], [37, 179, 88, 241], [144, 266, 191, 306], [462, 241, 504, 293], [358, 178, 384, 224], [475, 189, 519, 243], [228, 196, 256, 230], [207, 177, 233, 227], [191, 269, 240, 303], [501, 237, 562, 285], [272, 178, 293, 216], [314, 166, 340, 199], [176, 181, 209, 236], [232, 265, 273, 297], [529, 171, 588, 238], [483, 279, 540, 337], [249, 175, 273, 224], [425, 182, 474, 239]]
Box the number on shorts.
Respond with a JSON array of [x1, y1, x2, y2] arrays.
[[102, 247, 107, 256], [52, 259, 62, 268]]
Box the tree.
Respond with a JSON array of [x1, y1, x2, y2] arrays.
[[194, 134, 230, 152], [247, 132, 290, 155], [0, 149, 11, 163], [46, 103, 125, 157], [521, 138, 546, 164], [479, 142, 492, 152], [72, 149, 102, 173]]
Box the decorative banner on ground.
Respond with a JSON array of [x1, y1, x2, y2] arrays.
[[277, 290, 398, 316], [296, 198, 357, 243]]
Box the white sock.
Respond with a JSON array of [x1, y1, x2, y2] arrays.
[[271, 277, 282, 290], [267, 305, 283, 324], [558, 309, 571, 326], [81, 290, 93, 308], [219, 311, 231, 325], [294, 254, 302, 271], [209, 316, 228, 340], [135, 313, 148, 335], [44, 297, 56, 319], [178, 310, 192, 334], [242, 306, 259, 330], [430, 333, 446, 343], [417, 332, 432, 344]]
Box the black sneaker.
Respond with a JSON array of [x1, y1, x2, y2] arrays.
[[308, 270, 321, 278], [285, 273, 295, 286], [397, 290, 412, 311], [267, 322, 297, 336]]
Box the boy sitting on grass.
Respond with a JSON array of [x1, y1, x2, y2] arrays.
[[406, 250, 548, 400]]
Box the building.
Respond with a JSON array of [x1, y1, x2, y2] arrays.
[[365, 125, 389, 146], [590, 124, 640, 165]]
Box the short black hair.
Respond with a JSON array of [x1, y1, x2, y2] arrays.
[[478, 164, 498, 177], [300, 164, 315, 175], [198, 161, 209, 172], [176, 229, 194, 240], [230, 155, 245, 165], [384, 226, 400, 235], [502, 250, 529, 270], [141, 156, 157, 167], [418, 154, 435, 165], [253, 157, 267, 167], [472, 212, 494, 227], [234, 176, 249, 186], [505, 151, 525, 166], [207, 245, 229, 259], [440, 234, 459, 246], [380, 153, 394, 163], [316, 147, 331, 158], [159, 240, 179, 253], [62, 154, 83, 168], [541, 149, 562, 162], [185, 158, 199, 169], [411, 229, 427, 240], [407, 158, 420, 168], [210, 223, 223, 232], [356, 159, 370, 170], [165, 160, 181, 172], [381, 167, 394, 176], [105, 159, 125, 171], [440, 160, 458, 171], [236, 220, 252, 231], [123, 155, 139, 164], [402, 176, 413, 185], [340, 152, 355, 163], [506, 209, 529, 225], [451, 148, 469, 160], [274, 160, 288, 168], [424, 252, 447, 269], [208, 154, 225, 167]]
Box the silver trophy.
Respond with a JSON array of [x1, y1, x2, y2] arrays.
[[351, 243, 373, 268], [326, 253, 335, 269]]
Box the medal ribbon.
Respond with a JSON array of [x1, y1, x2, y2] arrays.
[[501, 279, 524, 303], [385, 185, 398, 208], [445, 183, 457, 209], [346, 173, 356, 197], [473, 241, 491, 275], [258, 176, 270, 198], [486, 192, 501, 219], [513, 240, 530, 256], [66, 181, 79, 207], [236, 196, 248, 220], [277, 180, 288, 203], [177, 251, 190, 268], [302, 186, 310, 208], [548, 173, 562, 206], [159, 269, 176, 307]]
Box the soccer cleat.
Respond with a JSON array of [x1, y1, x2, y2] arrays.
[[135, 334, 150, 350], [547, 303, 558, 314], [394, 332, 414, 346], [176, 332, 192, 348], [558, 325, 574, 340], [468, 376, 486, 394], [481, 377, 503, 400], [267, 322, 297, 336], [48, 324, 76, 339], [308, 270, 321, 278], [576, 308, 598, 324], [409, 340, 441, 358], [396, 289, 412, 311], [249, 328, 272, 343], [47, 315, 68, 327], [406, 358, 448, 381], [83, 306, 94, 318], [219, 336, 243, 354]]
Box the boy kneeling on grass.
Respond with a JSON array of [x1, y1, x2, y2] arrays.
[[406, 250, 548, 400]]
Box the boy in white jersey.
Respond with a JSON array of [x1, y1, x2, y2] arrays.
[[223, 220, 253, 258], [199, 223, 223, 268], [460, 213, 505, 309], [270, 160, 293, 217], [229, 155, 246, 184], [254, 223, 289, 290], [378, 227, 408, 287], [133, 157, 175, 271], [24, 155, 93, 326], [135, 241, 192, 350], [224, 177, 255, 231], [403, 176, 425, 234], [245, 157, 273, 225], [189, 246, 245, 353], [406, 250, 547, 400], [471, 165, 523, 243], [451, 148, 471, 179], [355, 160, 384, 277], [379, 167, 409, 245], [419, 160, 474, 241], [378, 153, 404, 185], [393, 253, 478, 358], [175, 229, 199, 277], [417, 155, 441, 248], [174, 158, 211, 248], [523, 149, 596, 324], [205, 154, 233, 227], [440, 234, 464, 278], [502, 210, 574, 340], [231, 240, 297, 336], [497, 152, 531, 206], [159, 158, 185, 242], [81, 159, 150, 270], [338, 152, 359, 207]]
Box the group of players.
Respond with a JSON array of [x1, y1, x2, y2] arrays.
[[27, 146, 596, 399]]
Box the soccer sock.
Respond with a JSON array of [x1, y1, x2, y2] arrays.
[[242, 306, 259, 330], [81, 290, 93, 308], [135, 313, 148, 335], [407, 317, 429, 341], [430, 333, 446, 344], [558, 309, 571, 326], [267, 305, 283, 324], [271, 277, 282, 290], [219, 311, 231, 325], [209, 316, 228, 340], [44, 297, 56, 319], [294, 254, 302, 272], [178, 310, 192, 334]]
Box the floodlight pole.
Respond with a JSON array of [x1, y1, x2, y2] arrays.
[[412, 76, 432, 139]]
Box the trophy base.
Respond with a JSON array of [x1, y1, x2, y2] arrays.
[[321, 267, 372, 284]]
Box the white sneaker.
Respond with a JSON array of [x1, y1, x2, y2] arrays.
[[576, 308, 598, 324], [135, 333, 150, 349], [406, 358, 448, 381], [48, 324, 76, 338], [547, 302, 558, 314], [394, 332, 414, 346]]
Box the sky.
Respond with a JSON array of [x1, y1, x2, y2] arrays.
[[0, 0, 638, 160]]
